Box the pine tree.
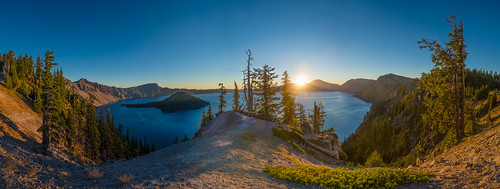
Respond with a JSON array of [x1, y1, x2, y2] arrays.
[[419, 14, 468, 140], [280, 71, 297, 126], [173, 137, 178, 144], [86, 102, 100, 161], [296, 103, 307, 124], [200, 106, 208, 126], [232, 81, 241, 110], [253, 65, 280, 118], [206, 104, 213, 120], [218, 83, 226, 115], [34, 54, 43, 86], [309, 101, 326, 134], [245, 49, 254, 112], [33, 85, 43, 113]]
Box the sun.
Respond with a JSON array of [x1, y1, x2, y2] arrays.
[[295, 76, 308, 86]]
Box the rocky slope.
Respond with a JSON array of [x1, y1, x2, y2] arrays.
[[0, 108, 340, 188], [413, 104, 500, 188]]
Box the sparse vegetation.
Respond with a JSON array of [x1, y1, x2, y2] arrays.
[[365, 150, 385, 168], [242, 132, 256, 141], [87, 167, 103, 179], [117, 174, 134, 184], [264, 165, 431, 189], [59, 171, 70, 178]]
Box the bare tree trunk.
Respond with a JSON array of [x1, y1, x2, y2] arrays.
[[242, 71, 248, 110], [246, 49, 254, 112]]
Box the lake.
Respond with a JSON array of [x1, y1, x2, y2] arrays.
[[103, 91, 371, 149]]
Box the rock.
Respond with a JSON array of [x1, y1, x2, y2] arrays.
[[124, 92, 209, 113]]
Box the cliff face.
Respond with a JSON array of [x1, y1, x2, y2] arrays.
[[66, 78, 219, 106], [65, 78, 171, 106]]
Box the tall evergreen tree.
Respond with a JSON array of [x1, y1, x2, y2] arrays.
[[419, 14, 468, 140], [245, 49, 254, 112], [218, 83, 226, 115], [296, 103, 307, 124], [280, 71, 297, 126], [86, 102, 100, 161], [309, 101, 326, 134], [253, 65, 280, 118], [232, 81, 241, 110]]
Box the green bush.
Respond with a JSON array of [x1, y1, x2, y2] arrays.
[[339, 150, 348, 162], [464, 120, 476, 135], [365, 150, 385, 167], [264, 165, 431, 189], [474, 85, 489, 101]]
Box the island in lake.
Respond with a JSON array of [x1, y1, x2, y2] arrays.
[[123, 91, 209, 113]]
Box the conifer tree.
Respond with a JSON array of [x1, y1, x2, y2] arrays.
[[296, 103, 307, 124], [34, 54, 43, 86], [207, 104, 213, 120], [245, 49, 254, 112], [232, 81, 241, 110], [309, 101, 326, 134], [419, 14, 468, 140], [253, 65, 280, 118], [218, 83, 226, 115], [280, 71, 297, 126], [86, 102, 100, 161]]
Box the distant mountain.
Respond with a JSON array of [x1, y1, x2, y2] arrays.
[[66, 78, 220, 106], [296, 79, 340, 91], [353, 73, 412, 102], [124, 92, 209, 113], [337, 79, 375, 93]]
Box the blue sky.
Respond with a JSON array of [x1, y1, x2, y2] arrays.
[[0, 0, 499, 89]]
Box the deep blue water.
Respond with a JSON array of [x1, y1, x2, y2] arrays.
[[103, 91, 371, 149]]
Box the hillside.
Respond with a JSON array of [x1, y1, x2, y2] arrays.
[[294, 79, 340, 91], [413, 104, 500, 188], [0, 85, 41, 143], [338, 78, 375, 93], [124, 91, 209, 113], [66, 78, 220, 106], [0, 110, 341, 188], [354, 73, 412, 102]]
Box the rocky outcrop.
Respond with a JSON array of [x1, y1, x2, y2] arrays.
[[124, 92, 209, 113]]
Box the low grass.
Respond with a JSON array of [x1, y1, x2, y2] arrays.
[[264, 166, 432, 189], [242, 132, 256, 141], [59, 171, 70, 178], [87, 167, 103, 179], [117, 174, 134, 184]]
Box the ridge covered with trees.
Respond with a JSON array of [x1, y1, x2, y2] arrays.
[[342, 15, 500, 167], [0, 50, 153, 164]]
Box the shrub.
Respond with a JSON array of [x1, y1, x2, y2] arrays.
[[117, 174, 133, 184], [87, 167, 103, 179], [264, 165, 431, 188], [59, 171, 70, 178], [365, 150, 385, 167], [339, 150, 348, 162], [242, 132, 256, 141]]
